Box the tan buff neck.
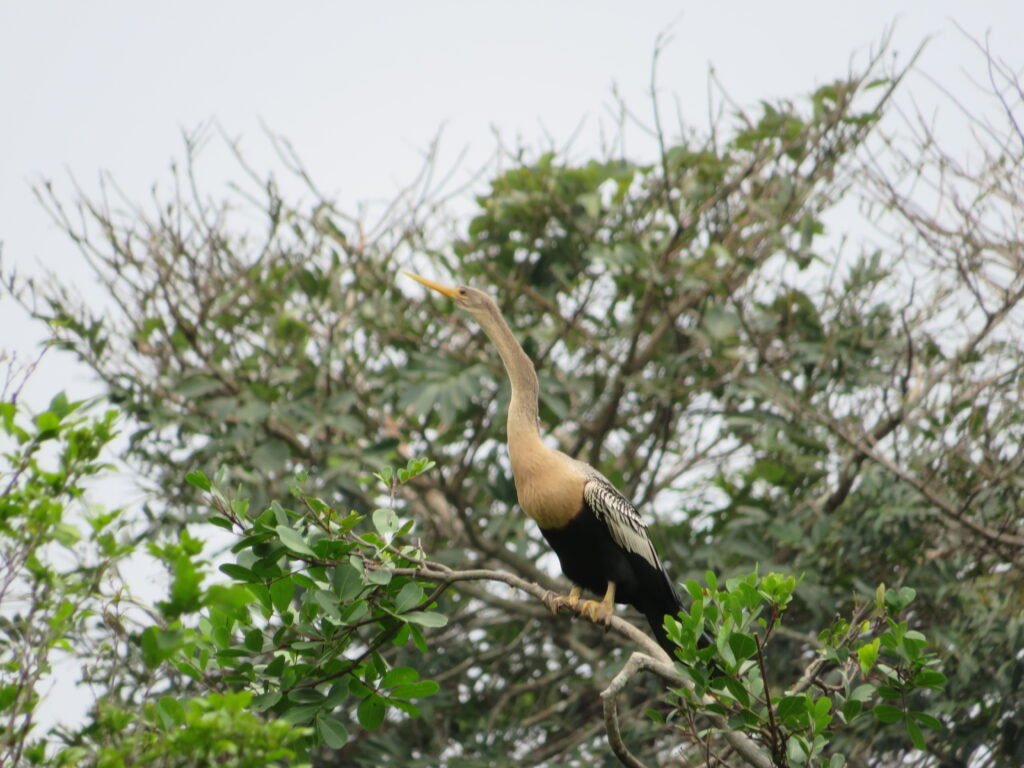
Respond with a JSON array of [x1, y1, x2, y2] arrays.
[[471, 301, 540, 428], [470, 300, 584, 529]]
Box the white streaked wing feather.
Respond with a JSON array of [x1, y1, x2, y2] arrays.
[[582, 479, 662, 571]]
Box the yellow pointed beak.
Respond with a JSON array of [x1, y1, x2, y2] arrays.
[[402, 270, 461, 299]]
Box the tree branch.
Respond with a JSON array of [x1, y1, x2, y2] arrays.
[[389, 560, 773, 768], [601, 652, 774, 768], [788, 603, 872, 697], [390, 562, 666, 659]]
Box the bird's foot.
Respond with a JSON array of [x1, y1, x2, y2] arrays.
[[542, 588, 582, 615], [578, 599, 615, 628]]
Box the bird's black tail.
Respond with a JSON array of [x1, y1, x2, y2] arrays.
[[643, 585, 715, 662], [642, 584, 685, 657], [645, 607, 678, 656]]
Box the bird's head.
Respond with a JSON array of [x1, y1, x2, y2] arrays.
[[402, 271, 496, 318]]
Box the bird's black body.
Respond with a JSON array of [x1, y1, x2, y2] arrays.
[[540, 502, 682, 653]]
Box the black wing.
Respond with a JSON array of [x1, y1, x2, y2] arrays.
[[582, 479, 663, 573], [582, 477, 685, 653]]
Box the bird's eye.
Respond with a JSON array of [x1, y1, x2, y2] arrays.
[[458, 288, 468, 296]]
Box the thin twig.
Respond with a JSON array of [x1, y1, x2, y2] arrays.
[[601, 652, 773, 768]]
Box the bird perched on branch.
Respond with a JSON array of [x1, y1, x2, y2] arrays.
[[404, 272, 683, 654]]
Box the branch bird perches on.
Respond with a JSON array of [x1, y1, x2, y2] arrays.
[[403, 272, 685, 654]]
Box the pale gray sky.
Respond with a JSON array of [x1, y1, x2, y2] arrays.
[[2, 0, 1023, 737], [3, 1, 1024, 409]]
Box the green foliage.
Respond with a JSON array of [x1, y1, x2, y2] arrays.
[[0, 390, 123, 765], [0, 386, 413, 765], [52, 692, 311, 768], [133, 458, 444, 755], [666, 572, 946, 766]]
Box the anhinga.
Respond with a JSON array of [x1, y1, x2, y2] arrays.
[[404, 272, 683, 653]]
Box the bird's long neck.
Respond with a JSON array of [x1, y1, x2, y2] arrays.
[[473, 300, 585, 530], [474, 302, 544, 454]]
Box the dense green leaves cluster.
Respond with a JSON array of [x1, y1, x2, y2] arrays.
[[665, 573, 945, 766], [53, 692, 311, 768], [1, 387, 449, 765], [139, 458, 446, 754], [0, 391, 124, 765]]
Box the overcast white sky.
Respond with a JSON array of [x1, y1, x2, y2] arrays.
[[3, 2, 1024, 409], [2, 0, 1023, 736]]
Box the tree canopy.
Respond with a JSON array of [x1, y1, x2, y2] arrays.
[[3, 40, 1024, 767]]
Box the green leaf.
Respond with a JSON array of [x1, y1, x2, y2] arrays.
[[317, 714, 350, 748], [252, 691, 281, 711], [289, 689, 326, 704], [209, 516, 234, 531], [684, 580, 702, 601], [402, 457, 436, 481], [140, 626, 184, 668], [160, 554, 204, 618], [325, 680, 350, 706], [383, 667, 420, 687], [912, 711, 943, 730], [219, 563, 258, 583], [156, 696, 185, 727], [705, 570, 718, 591], [912, 669, 947, 689], [0, 402, 15, 435], [244, 628, 264, 652], [48, 391, 72, 418], [729, 632, 758, 662], [403, 611, 447, 628], [366, 567, 392, 586], [850, 683, 875, 702], [248, 584, 273, 616], [718, 676, 750, 708], [185, 470, 211, 491], [776, 695, 809, 729], [208, 583, 255, 614], [828, 756, 846, 768], [54, 522, 81, 547], [282, 703, 321, 725], [372, 507, 400, 537], [885, 586, 917, 612], [704, 307, 740, 341], [390, 680, 440, 699], [313, 589, 342, 621], [0, 685, 18, 713], [357, 694, 386, 730], [873, 704, 904, 724], [645, 707, 666, 724], [715, 625, 736, 668], [842, 699, 862, 722], [275, 525, 315, 557], [394, 582, 424, 613], [265, 656, 286, 678], [906, 717, 925, 749], [786, 734, 810, 765], [270, 577, 295, 613], [857, 638, 880, 675], [35, 411, 61, 432], [812, 696, 832, 731], [332, 564, 363, 601]]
